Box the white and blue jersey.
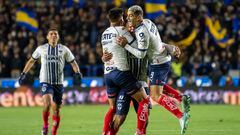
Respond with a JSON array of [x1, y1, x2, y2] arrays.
[[101, 26, 141, 98], [124, 19, 172, 85], [32, 43, 75, 85], [101, 26, 135, 74], [124, 19, 171, 65]]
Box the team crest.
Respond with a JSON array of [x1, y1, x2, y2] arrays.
[[42, 86, 47, 92]]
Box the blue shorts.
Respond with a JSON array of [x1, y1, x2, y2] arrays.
[[116, 87, 151, 115], [41, 83, 64, 105], [104, 69, 142, 98], [148, 62, 171, 86]]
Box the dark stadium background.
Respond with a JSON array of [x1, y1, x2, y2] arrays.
[[0, 0, 239, 135]]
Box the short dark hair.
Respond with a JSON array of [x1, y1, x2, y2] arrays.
[[48, 26, 58, 33], [108, 8, 123, 22]]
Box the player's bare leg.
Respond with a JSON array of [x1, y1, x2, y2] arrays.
[[131, 88, 149, 135], [113, 113, 149, 135], [51, 102, 61, 135], [112, 115, 126, 133], [102, 98, 116, 135], [42, 94, 52, 135], [112, 97, 150, 135]]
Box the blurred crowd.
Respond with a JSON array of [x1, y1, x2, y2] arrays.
[[0, 0, 239, 85]]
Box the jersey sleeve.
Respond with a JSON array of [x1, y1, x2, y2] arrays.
[[32, 46, 41, 60], [122, 30, 135, 45], [135, 27, 150, 51], [101, 32, 106, 46], [124, 27, 149, 59], [64, 46, 75, 63]]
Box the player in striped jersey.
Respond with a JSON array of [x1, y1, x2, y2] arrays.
[[116, 5, 191, 135], [101, 8, 150, 135], [101, 13, 151, 135], [18, 28, 82, 135]]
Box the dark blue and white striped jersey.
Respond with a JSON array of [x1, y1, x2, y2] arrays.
[[32, 43, 75, 85], [127, 51, 148, 83]]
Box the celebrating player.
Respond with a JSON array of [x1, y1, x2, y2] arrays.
[[18, 28, 82, 135], [102, 45, 150, 135], [116, 5, 190, 135], [101, 8, 150, 135], [102, 15, 150, 135]]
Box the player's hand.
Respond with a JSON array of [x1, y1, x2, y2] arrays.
[[102, 51, 112, 62], [173, 46, 181, 58], [18, 72, 27, 85], [116, 36, 128, 47], [126, 22, 134, 33], [73, 72, 83, 86]]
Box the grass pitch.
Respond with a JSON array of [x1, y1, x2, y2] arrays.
[[0, 105, 239, 135]]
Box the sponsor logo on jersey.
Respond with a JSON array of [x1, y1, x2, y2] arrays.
[[102, 33, 117, 40], [47, 55, 60, 62]]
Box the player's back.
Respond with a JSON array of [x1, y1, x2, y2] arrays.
[[136, 19, 171, 65], [101, 26, 133, 73]]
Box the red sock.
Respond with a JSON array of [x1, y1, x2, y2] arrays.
[[142, 120, 148, 134], [137, 97, 149, 134], [158, 94, 183, 119], [102, 107, 116, 135], [42, 111, 50, 128], [163, 84, 182, 102], [52, 115, 60, 135]]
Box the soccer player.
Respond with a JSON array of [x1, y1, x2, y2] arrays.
[[101, 8, 150, 135], [18, 28, 82, 135], [102, 48, 150, 135], [102, 20, 150, 134], [116, 5, 190, 135]]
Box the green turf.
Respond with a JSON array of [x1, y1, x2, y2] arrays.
[[0, 105, 239, 135]]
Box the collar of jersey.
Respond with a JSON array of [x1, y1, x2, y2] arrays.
[[48, 43, 59, 48], [135, 23, 144, 30]]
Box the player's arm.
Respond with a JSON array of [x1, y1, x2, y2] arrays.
[[65, 46, 83, 85], [22, 58, 37, 73], [70, 60, 81, 73], [70, 60, 83, 85], [22, 46, 41, 73], [19, 58, 37, 84], [117, 30, 149, 59], [124, 39, 147, 59], [101, 51, 112, 62], [101, 32, 113, 62], [19, 47, 40, 85], [162, 43, 181, 58]]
